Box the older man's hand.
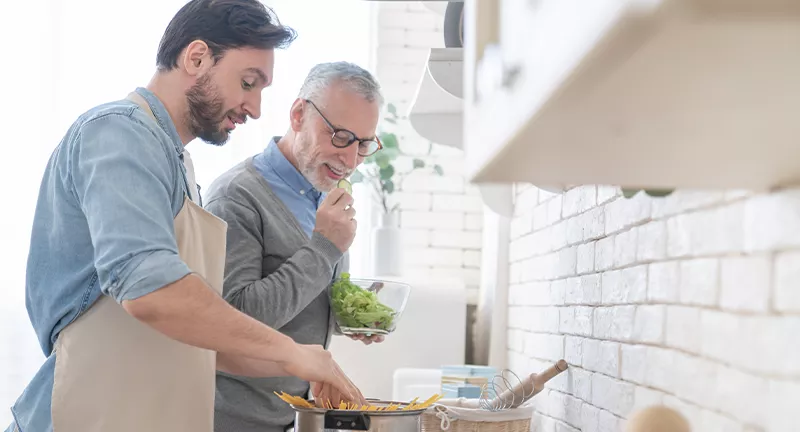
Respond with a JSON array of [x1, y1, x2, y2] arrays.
[[315, 188, 356, 253], [347, 333, 385, 345]]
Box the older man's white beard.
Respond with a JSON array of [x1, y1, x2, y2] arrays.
[[298, 160, 334, 192], [294, 142, 350, 192], [308, 168, 334, 192]]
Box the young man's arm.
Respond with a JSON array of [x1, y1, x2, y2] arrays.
[[70, 113, 363, 403], [216, 351, 289, 377]]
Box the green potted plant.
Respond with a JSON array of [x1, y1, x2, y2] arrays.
[[349, 102, 443, 275], [350, 102, 443, 220]]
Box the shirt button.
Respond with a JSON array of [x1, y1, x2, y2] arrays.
[[300, 190, 305, 195]]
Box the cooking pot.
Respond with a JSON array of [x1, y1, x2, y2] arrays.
[[292, 400, 425, 432]]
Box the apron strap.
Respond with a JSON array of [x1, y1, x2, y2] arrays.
[[126, 91, 156, 121], [125, 91, 196, 202]]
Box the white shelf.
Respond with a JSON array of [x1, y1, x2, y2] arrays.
[[408, 48, 464, 150], [463, 0, 800, 190]]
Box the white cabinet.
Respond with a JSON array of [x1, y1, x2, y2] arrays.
[[462, 0, 800, 191]]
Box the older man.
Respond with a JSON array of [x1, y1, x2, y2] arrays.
[[204, 62, 384, 432]]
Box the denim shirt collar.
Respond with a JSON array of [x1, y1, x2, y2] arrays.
[[133, 87, 184, 158], [262, 137, 323, 203]]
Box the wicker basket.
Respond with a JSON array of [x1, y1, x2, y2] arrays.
[[420, 403, 534, 432]]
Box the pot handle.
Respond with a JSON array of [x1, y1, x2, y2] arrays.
[[323, 412, 371, 431]]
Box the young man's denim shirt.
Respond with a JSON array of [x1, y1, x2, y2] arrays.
[[6, 88, 195, 432]]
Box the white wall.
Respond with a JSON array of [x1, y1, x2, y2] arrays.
[[507, 185, 800, 431], [373, 2, 483, 304]]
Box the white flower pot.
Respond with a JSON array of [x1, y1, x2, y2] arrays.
[[371, 211, 402, 277]]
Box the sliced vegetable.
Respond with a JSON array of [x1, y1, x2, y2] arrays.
[[337, 179, 352, 194], [331, 273, 395, 330]]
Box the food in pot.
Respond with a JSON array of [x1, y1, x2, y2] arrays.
[[274, 392, 444, 411], [331, 273, 395, 331]]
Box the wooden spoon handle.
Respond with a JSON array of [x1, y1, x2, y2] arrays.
[[533, 359, 568, 388]]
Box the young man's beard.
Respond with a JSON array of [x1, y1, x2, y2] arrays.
[[185, 74, 229, 146]]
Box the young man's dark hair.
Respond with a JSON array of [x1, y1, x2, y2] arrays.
[[156, 0, 297, 71]]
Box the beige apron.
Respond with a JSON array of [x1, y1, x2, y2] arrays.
[[48, 91, 228, 432]]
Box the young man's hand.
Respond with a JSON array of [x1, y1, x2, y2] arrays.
[[280, 343, 366, 405], [312, 381, 367, 409]]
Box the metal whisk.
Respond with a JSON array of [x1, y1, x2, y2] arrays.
[[478, 369, 529, 411], [476, 359, 569, 412]]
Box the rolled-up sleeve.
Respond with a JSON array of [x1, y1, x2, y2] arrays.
[[69, 113, 192, 302]]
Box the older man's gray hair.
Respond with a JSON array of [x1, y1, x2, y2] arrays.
[[298, 61, 384, 107]]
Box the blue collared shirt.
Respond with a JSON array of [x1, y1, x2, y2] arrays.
[[251, 138, 325, 237], [7, 87, 195, 432]]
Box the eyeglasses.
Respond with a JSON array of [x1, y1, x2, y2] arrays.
[[304, 99, 382, 157]]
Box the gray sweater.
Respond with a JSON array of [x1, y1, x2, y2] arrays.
[[203, 158, 347, 432]]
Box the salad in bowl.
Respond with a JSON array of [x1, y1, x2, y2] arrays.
[[329, 273, 411, 336]]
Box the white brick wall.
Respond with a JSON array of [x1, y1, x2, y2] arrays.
[[373, 3, 482, 302], [508, 186, 800, 431]]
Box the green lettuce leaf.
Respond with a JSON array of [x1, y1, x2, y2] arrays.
[[331, 273, 396, 330]]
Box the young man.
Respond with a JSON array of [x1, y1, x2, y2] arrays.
[[6, 3, 364, 432], [204, 62, 385, 432]]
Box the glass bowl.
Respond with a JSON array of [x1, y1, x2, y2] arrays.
[[329, 274, 411, 336]]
